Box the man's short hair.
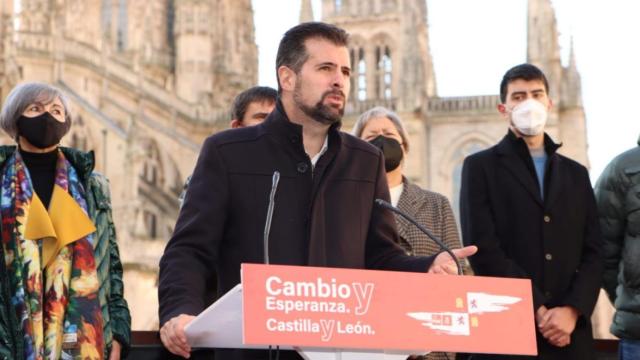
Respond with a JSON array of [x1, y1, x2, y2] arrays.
[[231, 86, 277, 122], [499, 63, 550, 103], [275, 22, 349, 92]]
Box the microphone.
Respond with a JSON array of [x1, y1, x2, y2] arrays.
[[263, 173, 281, 360], [263, 171, 280, 265], [375, 198, 462, 275]]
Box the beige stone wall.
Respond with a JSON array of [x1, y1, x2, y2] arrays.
[[558, 107, 590, 168]]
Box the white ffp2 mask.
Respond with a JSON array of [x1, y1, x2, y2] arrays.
[[510, 99, 548, 136]]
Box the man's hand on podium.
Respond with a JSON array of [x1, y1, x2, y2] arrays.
[[427, 246, 477, 274], [160, 314, 196, 358]]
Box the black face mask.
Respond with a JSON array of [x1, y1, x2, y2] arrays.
[[17, 112, 68, 149], [369, 135, 404, 172]]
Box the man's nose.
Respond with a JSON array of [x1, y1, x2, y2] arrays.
[[331, 70, 345, 89]]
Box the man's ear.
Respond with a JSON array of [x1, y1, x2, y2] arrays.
[[230, 119, 242, 129], [278, 66, 296, 92], [547, 98, 554, 111], [497, 103, 509, 118]]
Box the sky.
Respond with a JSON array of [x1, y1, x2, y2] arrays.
[[252, 0, 640, 183]]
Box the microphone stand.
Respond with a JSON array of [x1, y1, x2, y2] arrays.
[[375, 198, 463, 275], [263, 171, 280, 265], [264, 171, 281, 359]]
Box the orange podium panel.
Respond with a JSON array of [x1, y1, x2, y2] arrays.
[[241, 263, 537, 356]]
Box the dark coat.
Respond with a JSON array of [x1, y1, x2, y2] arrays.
[[595, 140, 640, 340], [158, 102, 434, 360], [459, 132, 603, 360]]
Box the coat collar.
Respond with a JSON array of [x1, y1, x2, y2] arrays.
[[0, 145, 95, 182], [262, 100, 343, 164], [495, 131, 562, 208]]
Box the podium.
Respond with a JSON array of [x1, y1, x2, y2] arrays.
[[185, 283, 413, 359], [185, 264, 537, 359]]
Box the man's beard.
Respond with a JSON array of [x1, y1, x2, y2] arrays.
[[293, 84, 345, 125]]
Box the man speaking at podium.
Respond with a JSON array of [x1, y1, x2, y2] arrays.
[[158, 22, 477, 359]]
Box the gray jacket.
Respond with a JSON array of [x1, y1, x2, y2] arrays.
[[595, 139, 640, 340]]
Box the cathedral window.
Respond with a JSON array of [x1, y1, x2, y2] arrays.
[[357, 47, 366, 101], [143, 210, 158, 239], [382, 0, 396, 11], [142, 161, 158, 186], [375, 46, 392, 99], [375, 47, 381, 99], [350, 48, 356, 100], [101, 0, 111, 36], [382, 46, 392, 99], [184, 10, 194, 33], [167, 0, 175, 49], [140, 142, 163, 188], [197, 9, 208, 34], [116, 0, 127, 51]]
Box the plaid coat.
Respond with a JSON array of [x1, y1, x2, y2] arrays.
[[395, 178, 462, 257], [395, 178, 462, 360]]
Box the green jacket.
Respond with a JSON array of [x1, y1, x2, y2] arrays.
[[595, 139, 640, 340], [0, 146, 131, 359]]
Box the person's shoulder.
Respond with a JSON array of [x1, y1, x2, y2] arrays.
[[596, 145, 640, 185], [339, 131, 380, 157], [608, 146, 640, 170], [463, 144, 498, 165], [199, 124, 267, 157], [85, 171, 113, 209], [0, 145, 16, 167], [206, 124, 265, 147], [555, 152, 589, 173], [406, 181, 450, 207], [553, 153, 596, 188]]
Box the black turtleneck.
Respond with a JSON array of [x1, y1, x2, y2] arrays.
[[20, 149, 58, 209]]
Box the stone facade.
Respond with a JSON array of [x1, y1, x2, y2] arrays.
[[0, 0, 256, 330]]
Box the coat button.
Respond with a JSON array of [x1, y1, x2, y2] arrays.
[[545, 291, 552, 298], [290, 135, 300, 143], [543, 215, 551, 223], [545, 253, 553, 261], [297, 162, 309, 173]]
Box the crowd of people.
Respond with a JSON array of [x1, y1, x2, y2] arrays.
[[0, 21, 637, 360]]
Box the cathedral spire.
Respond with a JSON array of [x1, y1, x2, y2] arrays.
[[299, 0, 314, 23], [568, 36, 577, 70], [560, 36, 582, 108], [527, 0, 560, 64], [527, 0, 562, 98]]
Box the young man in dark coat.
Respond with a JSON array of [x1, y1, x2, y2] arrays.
[[158, 22, 477, 360], [460, 63, 602, 359]]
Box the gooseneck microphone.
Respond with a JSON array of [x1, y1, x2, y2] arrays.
[[375, 198, 463, 275], [263, 171, 280, 265], [264, 171, 281, 359]]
